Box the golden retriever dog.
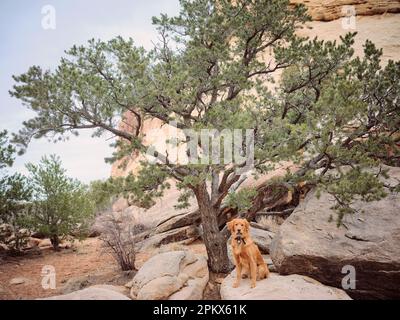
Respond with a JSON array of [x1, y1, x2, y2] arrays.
[[227, 218, 269, 288]]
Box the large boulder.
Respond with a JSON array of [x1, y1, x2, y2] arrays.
[[138, 225, 200, 251], [290, 0, 400, 21], [39, 286, 130, 300], [154, 211, 200, 234], [126, 250, 209, 300], [221, 272, 351, 300], [92, 182, 200, 248], [248, 227, 275, 254], [270, 166, 400, 299], [115, 183, 198, 230]]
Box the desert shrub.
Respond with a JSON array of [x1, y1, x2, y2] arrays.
[[0, 223, 30, 254], [0, 177, 32, 253], [99, 212, 145, 271], [26, 154, 95, 250], [0, 131, 33, 253]]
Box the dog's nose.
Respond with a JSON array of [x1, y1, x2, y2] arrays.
[[237, 229, 242, 234]]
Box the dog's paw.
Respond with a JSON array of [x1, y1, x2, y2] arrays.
[[233, 281, 240, 288], [250, 283, 256, 289]]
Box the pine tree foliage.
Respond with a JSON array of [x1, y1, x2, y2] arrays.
[[25, 155, 95, 250], [9, 0, 400, 271]]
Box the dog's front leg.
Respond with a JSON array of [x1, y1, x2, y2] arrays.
[[249, 258, 257, 288], [233, 254, 242, 288]]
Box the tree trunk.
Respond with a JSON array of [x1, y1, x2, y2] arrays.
[[50, 235, 60, 251], [194, 183, 232, 273]]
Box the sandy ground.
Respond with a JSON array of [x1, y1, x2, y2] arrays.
[[0, 238, 117, 300], [0, 238, 221, 300]]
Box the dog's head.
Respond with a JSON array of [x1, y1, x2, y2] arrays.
[[227, 218, 250, 238]]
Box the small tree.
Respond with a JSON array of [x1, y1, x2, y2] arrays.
[[26, 155, 95, 250], [0, 130, 32, 222], [0, 130, 32, 253], [10, 0, 400, 271]]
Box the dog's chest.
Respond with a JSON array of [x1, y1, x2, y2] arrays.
[[233, 244, 249, 257]]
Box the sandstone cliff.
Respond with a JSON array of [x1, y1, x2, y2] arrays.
[[291, 0, 400, 21]]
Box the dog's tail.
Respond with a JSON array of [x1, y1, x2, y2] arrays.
[[258, 261, 270, 279]]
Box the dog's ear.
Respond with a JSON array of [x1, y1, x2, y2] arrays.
[[227, 220, 235, 233], [243, 219, 250, 232]]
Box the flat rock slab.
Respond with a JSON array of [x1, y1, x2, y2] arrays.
[[39, 286, 130, 300], [221, 272, 351, 300], [138, 225, 200, 251]]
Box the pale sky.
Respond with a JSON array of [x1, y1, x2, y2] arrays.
[[0, 0, 180, 183]]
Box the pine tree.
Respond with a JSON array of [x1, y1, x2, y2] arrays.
[[25, 155, 95, 250], [9, 0, 400, 272]]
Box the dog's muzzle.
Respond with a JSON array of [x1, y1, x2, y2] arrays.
[[235, 235, 246, 245]]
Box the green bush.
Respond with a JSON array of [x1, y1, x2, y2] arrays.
[[25, 154, 95, 250], [0, 130, 32, 253]]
